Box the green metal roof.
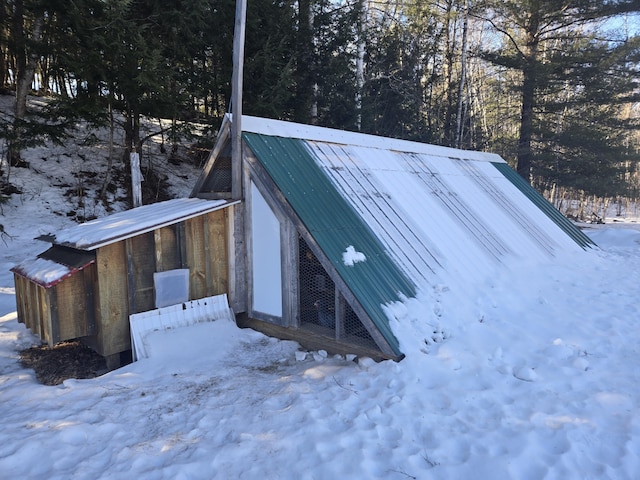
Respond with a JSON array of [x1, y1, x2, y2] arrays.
[[243, 132, 416, 357], [491, 162, 596, 249]]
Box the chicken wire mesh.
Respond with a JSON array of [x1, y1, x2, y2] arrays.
[[298, 235, 376, 349], [206, 154, 232, 193]]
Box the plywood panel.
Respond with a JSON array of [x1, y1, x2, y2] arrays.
[[185, 216, 207, 299], [96, 242, 130, 357], [207, 209, 228, 295]]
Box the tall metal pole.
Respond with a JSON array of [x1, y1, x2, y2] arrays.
[[231, 0, 247, 200]]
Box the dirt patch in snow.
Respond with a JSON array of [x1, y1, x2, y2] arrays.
[[19, 341, 107, 386]]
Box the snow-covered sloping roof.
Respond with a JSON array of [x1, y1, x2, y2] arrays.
[[239, 116, 593, 286], [11, 246, 96, 288], [12, 257, 76, 288], [306, 142, 591, 286], [54, 198, 234, 250]]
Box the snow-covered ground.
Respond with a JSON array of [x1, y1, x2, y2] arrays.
[[1, 109, 640, 478]]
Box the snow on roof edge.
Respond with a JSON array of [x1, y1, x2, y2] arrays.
[[54, 198, 237, 251], [11, 257, 95, 288], [230, 113, 505, 163]]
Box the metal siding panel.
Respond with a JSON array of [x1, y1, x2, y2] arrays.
[[243, 133, 415, 356], [491, 163, 595, 249]]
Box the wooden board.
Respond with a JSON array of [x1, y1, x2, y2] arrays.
[[207, 209, 228, 295], [14, 274, 29, 329], [95, 241, 131, 357], [127, 233, 156, 313], [55, 267, 96, 340], [155, 225, 181, 272], [185, 215, 207, 299], [236, 314, 397, 362]]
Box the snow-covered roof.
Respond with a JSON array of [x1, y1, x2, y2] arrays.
[[11, 256, 94, 288], [239, 114, 505, 163], [54, 198, 235, 250], [197, 115, 594, 357], [242, 123, 593, 291], [306, 142, 590, 286]]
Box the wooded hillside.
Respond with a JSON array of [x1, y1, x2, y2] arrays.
[[1, 0, 640, 220]]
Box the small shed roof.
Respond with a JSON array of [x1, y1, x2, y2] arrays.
[[53, 198, 235, 251], [11, 247, 95, 288]]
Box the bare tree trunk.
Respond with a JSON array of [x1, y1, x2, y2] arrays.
[[516, 9, 540, 183], [455, 0, 469, 149], [100, 100, 116, 201], [9, 2, 44, 166]]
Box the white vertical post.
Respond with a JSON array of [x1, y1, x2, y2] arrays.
[[130, 151, 142, 207], [231, 0, 247, 200]]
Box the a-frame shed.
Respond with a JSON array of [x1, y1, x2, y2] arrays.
[[191, 114, 594, 361]]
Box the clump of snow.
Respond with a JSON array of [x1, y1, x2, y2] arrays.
[[342, 245, 366, 266]]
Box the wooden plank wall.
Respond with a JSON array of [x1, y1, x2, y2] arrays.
[[185, 209, 228, 300], [155, 226, 180, 271], [186, 214, 208, 299], [95, 241, 130, 357], [14, 275, 53, 345], [128, 233, 156, 313]]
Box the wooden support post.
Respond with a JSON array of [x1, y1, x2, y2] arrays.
[[230, 0, 247, 200]]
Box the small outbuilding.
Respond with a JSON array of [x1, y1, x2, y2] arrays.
[[13, 114, 595, 365], [12, 198, 235, 367]]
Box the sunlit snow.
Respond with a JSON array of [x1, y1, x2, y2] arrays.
[[1, 118, 639, 478]]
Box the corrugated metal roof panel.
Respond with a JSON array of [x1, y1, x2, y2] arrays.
[[241, 114, 505, 163], [243, 132, 416, 356], [242, 118, 594, 359], [11, 254, 95, 288], [308, 141, 589, 288], [54, 198, 236, 251], [491, 162, 595, 249]]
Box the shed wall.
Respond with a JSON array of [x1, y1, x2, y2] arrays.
[[14, 208, 231, 360]]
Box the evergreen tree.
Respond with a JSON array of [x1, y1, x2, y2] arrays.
[[478, 0, 640, 184]]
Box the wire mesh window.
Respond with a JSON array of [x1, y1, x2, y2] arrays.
[[203, 143, 232, 193], [298, 235, 377, 349]]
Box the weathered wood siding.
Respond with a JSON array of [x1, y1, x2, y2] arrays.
[[55, 268, 96, 341], [14, 267, 97, 347], [127, 233, 156, 313], [185, 209, 228, 300], [155, 226, 181, 271], [186, 214, 208, 299], [207, 209, 228, 295], [95, 241, 130, 357]]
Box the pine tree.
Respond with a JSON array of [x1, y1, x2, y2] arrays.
[[478, 0, 640, 184]]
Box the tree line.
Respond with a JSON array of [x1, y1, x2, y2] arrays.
[[1, 0, 640, 216]]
